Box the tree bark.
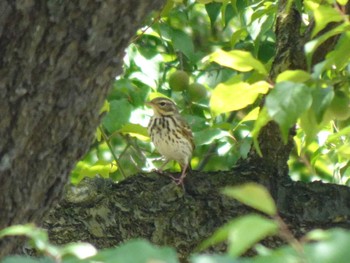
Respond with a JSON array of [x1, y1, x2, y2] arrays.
[[43, 170, 350, 260], [0, 0, 164, 257]]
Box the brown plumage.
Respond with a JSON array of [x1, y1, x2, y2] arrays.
[[147, 97, 194, 185]]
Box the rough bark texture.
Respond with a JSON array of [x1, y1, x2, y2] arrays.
[[0, 0, 164, 257], [43, 170, 350, 260]]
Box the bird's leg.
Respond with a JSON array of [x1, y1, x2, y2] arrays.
[[156, 159, 179, 181], [175, 163, 188, 186]]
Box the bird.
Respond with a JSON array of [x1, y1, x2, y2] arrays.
[[147, 97, 195, 185]]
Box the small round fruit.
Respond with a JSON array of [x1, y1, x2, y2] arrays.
[[188, 83, 207, 101], [169, 70, 189, 92], [325, 91, 350, 121]]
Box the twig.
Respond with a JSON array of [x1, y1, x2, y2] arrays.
[[99, 126, 126, 179]]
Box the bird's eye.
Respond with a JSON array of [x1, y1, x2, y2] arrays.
[[159, 102, 166, 106]]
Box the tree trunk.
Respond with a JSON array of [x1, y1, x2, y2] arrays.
[[0, 0, 164, 257]]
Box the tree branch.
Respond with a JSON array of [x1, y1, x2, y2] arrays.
[[43, 169, 350, 260]]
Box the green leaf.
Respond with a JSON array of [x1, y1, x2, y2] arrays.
[[199, 214, 278, 257], [337, 0, 348, 5], [311, 87, 334, 123], [0, 225, 60, 257], [251, 107, 271, 157], [233, 107, 260, 132], [71, 160, 117, 184], [0, 224, 40, 238], [205, 2, 221, 27], [304, 229, 350, 263], [299, 109, 321, 146], [171, 29, 196, 62], [276, 70, 311, 83], [191, 254, 241, 263], [210, 80, 270, 115], [196, 220, 237, 252], [305, 23, 349, 68], [337, 144, 350, 159], [99, 100, 110, 114], [226, 215, 278, 257], [3, 256, 54, 263], [89, 239, 178, 263], [119, 123, 149, 141], [61, 243, 97, 259], [208, 49, 268, 75], [327, 126, 350, 143], [102, 99, 132, 133], [223, 183, 277, 216], [265, 82, 312, 143], [194, 128, 229, 146], [324, 32, 350, 70], [312, 5, 343, 37]]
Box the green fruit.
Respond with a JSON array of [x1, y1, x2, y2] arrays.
[[188, 83, 207, 101], [169, 70, 189, 92], [325, 91, 350, 121]]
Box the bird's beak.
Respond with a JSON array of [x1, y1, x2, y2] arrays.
[[146, 101, 153, 107]]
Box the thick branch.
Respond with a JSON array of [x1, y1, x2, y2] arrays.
[[43, 170, 350, 260]]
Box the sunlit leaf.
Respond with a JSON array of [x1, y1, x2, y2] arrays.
[[233, 107, 260, 132], [266, 82, 312, 143], [337, 0, 348, 5], [304, 229, 350, 263], [311, 87, 334, 123], [251, 107, 271, 157], [3, 256, 54, 263], [327, 126, 350, 143], [99, 100, 110, 114], [324, 32, 350, 70], [312, 5, 343, 37], [61, 243, 97, 259], [89, 239, 178, 263], [299, 109, 321, 146], [337, 144, 350, 159], [102, 99, 133, 133], [227, 215, 278, 257], [71, 160, 117, 184], [119, 123, 149, 141], [95, 127, 102, 142], [223, 183, 277, 216], [148, 92, 170, 100], [191, 254, 240, 263], [276, 70, 311, 83], [0, 224, 44, 239], [194, 128, 229, 146], [305, 23, 349, 67], [210, 80, 270, 115], [207, 49, 268, 75], [198, 214, 278, 257]]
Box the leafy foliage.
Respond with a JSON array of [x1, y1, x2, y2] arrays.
[[69, 0, 350, 185]]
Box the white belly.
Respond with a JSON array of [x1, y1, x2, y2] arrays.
[[153, 132, 192, 164], [148, 116, 192, 165]]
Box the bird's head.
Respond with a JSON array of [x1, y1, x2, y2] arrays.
[[146, 97, 179, 117]]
